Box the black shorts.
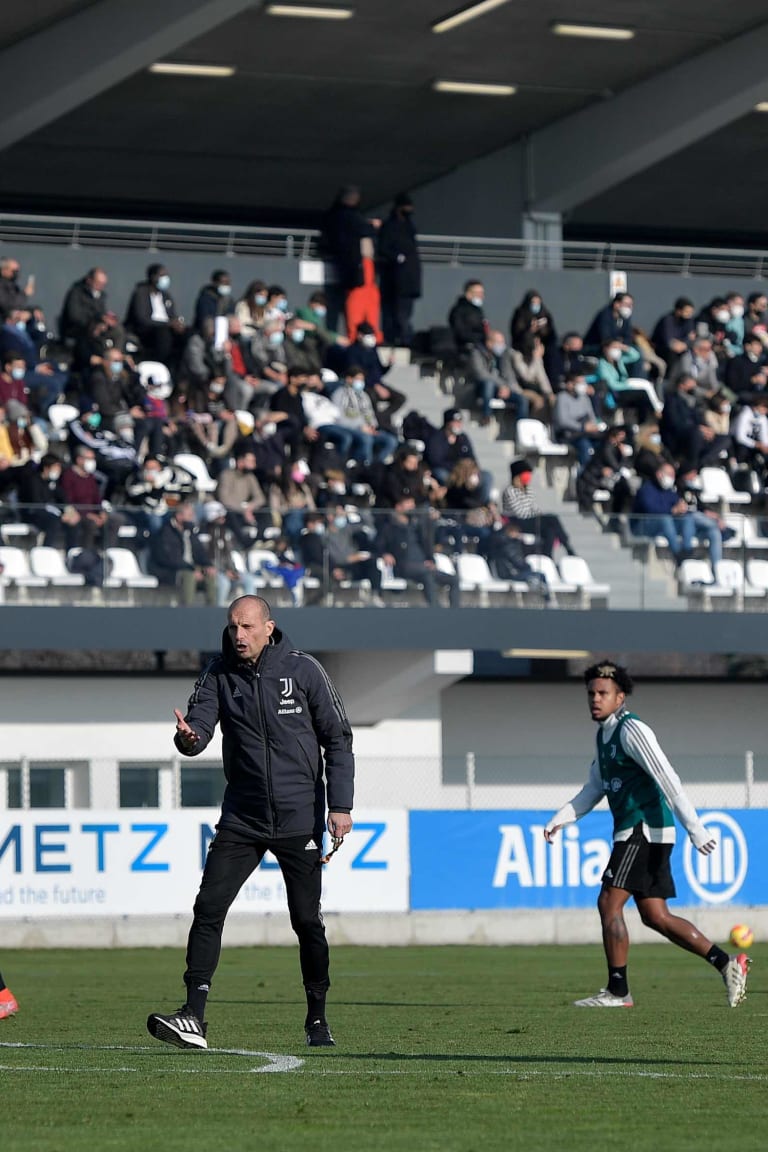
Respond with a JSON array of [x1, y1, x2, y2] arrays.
[[602, 828, 676, 899]]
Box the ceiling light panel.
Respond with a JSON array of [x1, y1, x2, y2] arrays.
[[433, 80, 516, 96], [149, 63, 236, 77], [433, 0, 511, 35], [552, 23, 634, 41], [266, 5, 354, 18]]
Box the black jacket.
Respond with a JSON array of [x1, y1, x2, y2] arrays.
[[320, 202, 375, 290], [448, 296, 486, 351], [148, 518, 209, 584], [377, 211, 422, 299], [125, 282, 180, 334], [176, 626, 354, 839]]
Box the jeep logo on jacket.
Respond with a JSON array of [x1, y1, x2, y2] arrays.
[[176, 626, 354, 840]]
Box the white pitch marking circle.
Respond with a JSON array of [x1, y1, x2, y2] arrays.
[[0, 1042, 303, 1074]]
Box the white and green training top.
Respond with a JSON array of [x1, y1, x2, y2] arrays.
[[546, 707, 710, 847]]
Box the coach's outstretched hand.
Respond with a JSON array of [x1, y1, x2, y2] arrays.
[[174, 708, 200, 751]]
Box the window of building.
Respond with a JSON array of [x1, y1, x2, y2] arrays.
[[29, 766, 66, 808], [180, 763, 224, 808], [119, 765, 159, 809]]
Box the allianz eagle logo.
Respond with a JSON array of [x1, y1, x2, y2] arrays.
[[683, 811, 748, 904]]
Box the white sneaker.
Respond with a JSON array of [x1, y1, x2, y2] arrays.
[[574, 989, 634, 1008], [722, 953, 751, 1007]]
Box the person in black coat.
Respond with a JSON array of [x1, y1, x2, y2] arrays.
[[15, 453, 71, 545], [448, 280, 487, 358], [376, 496, 459, 607], [660, 374, 725, 467], [509, 288, 557, 364], [124, 263, 187, 367], [59, 267, 124, 374], [146, 596, 354, 1050], [147, 499, 216, 604], [724, 334, 767, 397], [377, 192, 422, 347]]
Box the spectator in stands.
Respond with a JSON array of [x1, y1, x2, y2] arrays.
[[551, 332, 596, 389], [632, 324, 667, 388], [466, 329, 529, 425], [424, 407, 482, 489], [633, 420, 675, 481], [216, 447, 269, 549], [376, 442, 444, 508], [501, 458, 575, 558], [198, 500, 258, 607], [343, 321, 388, 386], [247, 318, 289, 395], [59, 444, 111, 552], [295, 291, 349, 356], [632, 461, 721, 575], [584, 293, 636, 356], [509, 289, 557, 375], [0, 308, 68, 413], [193, 270, 235, 342], [88, 346, 145, 433], [732, 394, 768, 489], [724, 333, 766, 397], [377, 191, 422, 347], [651, 297, 696, 377], [0, 400, 21, 495], [283, 317, 323, 378], [595, 339, 662, 420], [124, 263, 186, 368], [576, 424, 633, 515], [147, 498, 217, 605], [320, 185, 381, 342], [0, 397, 45, 479], [445, 458, 497, 546], [694, 297, 732, 364], [0, 353, 32, 415], [743, 292, 768, 350], [377, 496, 459, 607], [448, 280, 487, 359], [673, 336, 723, 399], [301, 375, 360, 463], [124, 455, 194, 537], [68, 406, 138, 499], [0, 257, 34, 316], [676, 462, 733, 570], [15, 452, 74, 543], [235, 280, 269, 342], [330, 365, 398, 465], [272, 458, 317, 545], [509, 333, 554, 416], [660, 374, 726, 468], [484, 521, 551, 601], [60, 267, 123, 374], [703, 394, 734, 460], [323, 506, 384, 605], [270, 367, 317, 460], [724, 292, 746, 355], [552, 372, 605, 468]]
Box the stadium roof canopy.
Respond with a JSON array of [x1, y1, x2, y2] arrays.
[[1, 1, 768, 244]]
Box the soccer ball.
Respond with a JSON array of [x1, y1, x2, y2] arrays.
[[729, 924, 754, 949]]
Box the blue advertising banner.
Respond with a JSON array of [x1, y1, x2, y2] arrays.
[[409, 810, 763, 910]]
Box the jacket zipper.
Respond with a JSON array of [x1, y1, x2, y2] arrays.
[[254, 664, 277, 833]]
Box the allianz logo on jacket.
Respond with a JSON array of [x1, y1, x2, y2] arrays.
[[277, 676, 302, 715]]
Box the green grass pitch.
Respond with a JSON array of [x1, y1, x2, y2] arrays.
[[2, 943, 765, 1151]]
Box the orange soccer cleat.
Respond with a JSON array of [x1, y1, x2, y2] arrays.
[[0, 987, 19, 1019]]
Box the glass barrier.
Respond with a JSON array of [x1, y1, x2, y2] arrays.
[[0, 502, 765, 611]]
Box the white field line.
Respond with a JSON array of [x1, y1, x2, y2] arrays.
[[0, 1042, 302, 1074], [0, 1045, 764, 1081]]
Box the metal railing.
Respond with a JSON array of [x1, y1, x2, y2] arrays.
[[1, 212, 768, 278]]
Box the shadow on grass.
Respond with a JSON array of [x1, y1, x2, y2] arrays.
[[335, 1052, 732, 1068]]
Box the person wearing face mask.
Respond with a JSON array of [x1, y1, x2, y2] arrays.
[[467, 330, 530, 425], [89, 347, 146, 434], [0, 257, 34, 316], [322, 505, 384, 605], [124, 263, 186, 367], [214, 447, 269, 550], [596, 339, 662, 421], [425, 407, 493, 501], [510, 289, 557, 367], [743, 292, 768, 351], [15, 451, 73, 541], [284, 318, 323, 377], [553, 373, 605, 468], [724, 293, 745, 355], [576, 424, 634, 516], [731, 394, 768, 489], [509, 333, 554, 417], [59, 445, 116, 557], [295, 291, 349, 355], [501, 458, 576, 559], [724, 334, 767, 397], [632, 461, 722, 575], [235, 280, 269, 342], [146, 498, 217, 605], [193, 270, 235, 341], [0, 354, 31, 411], [0, 308, 69, 414], [330, 366, 398, 465], [377, 192, 422, 348], [584, 293, 637, 358], [60, 266, 124, 374], [343, 322, 406, 432], [660, 374, 726, 468], [448, 280, 488, 358], [67, 402, 139, 500]]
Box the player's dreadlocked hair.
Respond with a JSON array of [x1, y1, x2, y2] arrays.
[[583, 661, 634, 695]]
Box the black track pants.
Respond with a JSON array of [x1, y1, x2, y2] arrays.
[[184, 826, 329, 995]]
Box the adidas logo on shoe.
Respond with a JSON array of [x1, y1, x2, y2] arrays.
[[147, 1007, 208, 1050]]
